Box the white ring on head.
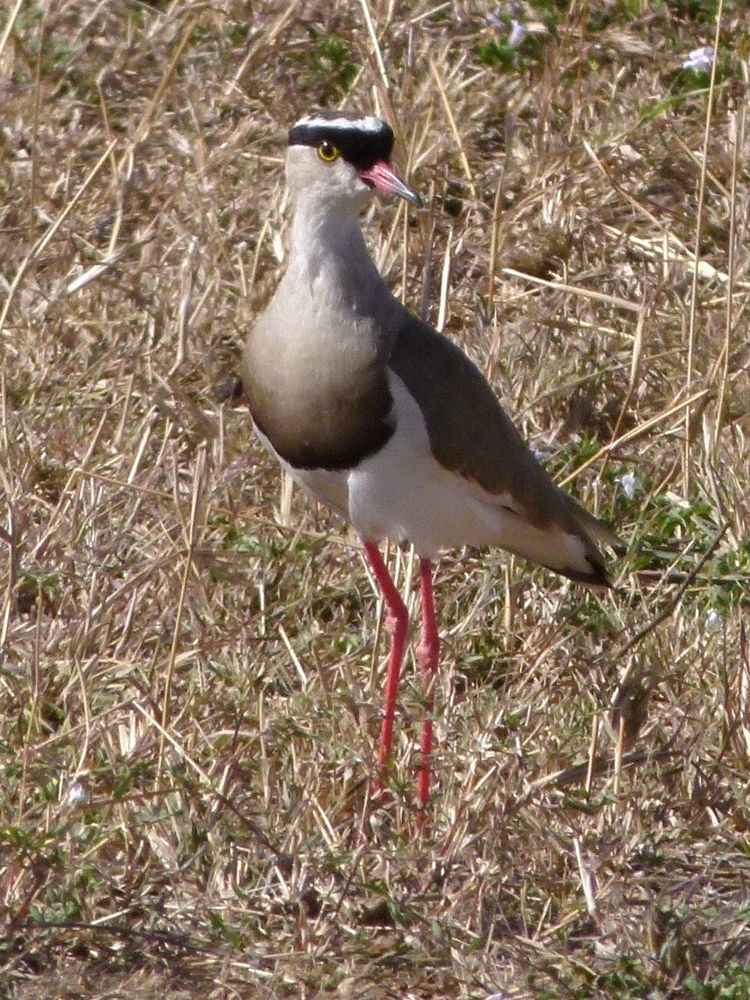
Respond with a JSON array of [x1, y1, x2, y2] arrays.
[[295, 115, 387, 134]]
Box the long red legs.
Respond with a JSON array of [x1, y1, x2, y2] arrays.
[[363, 542, 409, 796], [416, 558, 440, 812]]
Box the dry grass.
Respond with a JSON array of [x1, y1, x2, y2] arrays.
[[2, 1, 750, 997]]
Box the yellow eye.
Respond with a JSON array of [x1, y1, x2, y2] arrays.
[[317, 140, 341, 163]]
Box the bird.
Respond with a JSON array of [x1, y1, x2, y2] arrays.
[[241, 110, 620, 815]]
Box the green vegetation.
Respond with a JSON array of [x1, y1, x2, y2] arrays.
[[1, 0, 748, 997]]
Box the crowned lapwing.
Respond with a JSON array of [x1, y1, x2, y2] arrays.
[[242, 111, 620, 815]]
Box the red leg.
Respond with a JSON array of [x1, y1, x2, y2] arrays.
[[416, 558, 440, 814], [363, 542, 409, 796]]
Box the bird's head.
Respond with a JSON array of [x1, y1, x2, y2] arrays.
[[286, 112, 423, 213]]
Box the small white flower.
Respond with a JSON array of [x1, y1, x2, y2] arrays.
[[682, 46, 713, 73], [64, 781, 90, 808], [617, 471, 637, 500], [705, 608, 722, 632], [508, 19, 528, 48]]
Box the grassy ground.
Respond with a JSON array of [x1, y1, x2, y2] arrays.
[[2, 0, 750, 997]]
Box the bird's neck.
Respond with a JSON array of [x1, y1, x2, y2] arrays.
[[288, 196, 383, 290]]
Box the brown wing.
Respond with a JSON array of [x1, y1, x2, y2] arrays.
[[388, 315, 621, 585]]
